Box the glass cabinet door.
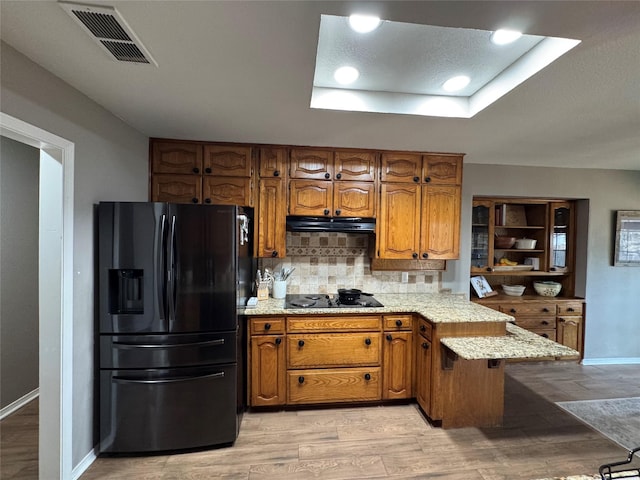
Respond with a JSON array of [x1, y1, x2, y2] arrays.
[[549, 202, 573, 272], [471, 201, 493, 272]]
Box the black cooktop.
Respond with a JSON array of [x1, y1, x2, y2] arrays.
[[285, 294, 384, 309]]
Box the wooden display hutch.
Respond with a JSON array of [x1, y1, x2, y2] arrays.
[[470, 197, 585, 357]]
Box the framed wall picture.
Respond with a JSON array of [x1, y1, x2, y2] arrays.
[[470, 275, 497, 298], [614, 210, 640, 266]]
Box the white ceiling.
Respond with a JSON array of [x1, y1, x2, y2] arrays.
[[1, 1, 639, 170]]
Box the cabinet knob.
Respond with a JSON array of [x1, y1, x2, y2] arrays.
[[271, 251, 278, 257], [264, 323, 271, 330], [413, 176, 420, 183], [205, 198, 212, 204], [298, 340, 305, 347], [273, 170, 280, 177], [335, 209, 342, 216], [324, 173, 330, 179], [191, 198, 199, 204], [510, 308, 516, 313], [193, 167, 200, 174], [395, 319, 403, 327], [386, 334, 393, 341], [412, 253, 418, 259], [486, 267, 492, 272], [422, 253, 428, 259], [422, 342, 429, 350], [542, 308, 549, 312], [541, 333, 549, 338], [336, 173, 342, 179], [204, 167, 212, 174], [559, 318, 566, 323], [298, 376, 304, 384], [541, 320, 549, 326], [324, 209, 330, 215], [364, 373, 371, 381], [424, 176, 431, 183], [550, 267, 556, 271], [420, 325, 426, 332], [275, 337, 282, 345], [567, 308, 574, 312], [364, 338, 372, 345]]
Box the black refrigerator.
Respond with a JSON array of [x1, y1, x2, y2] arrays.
[[97, 202, 254, 454]]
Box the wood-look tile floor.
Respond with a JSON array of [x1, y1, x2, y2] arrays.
[[4, 362, 640, 479]]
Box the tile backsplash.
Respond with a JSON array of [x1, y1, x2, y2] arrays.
[[258, 232, 441, 294]]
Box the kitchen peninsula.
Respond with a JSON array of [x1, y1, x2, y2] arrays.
[[242, 293, 579, 429]]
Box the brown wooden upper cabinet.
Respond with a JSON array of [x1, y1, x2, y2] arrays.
[[380, 153, 462, 185], [334, 150, 376, 182], [289, 149, 333, 180], [203, 145, 252, 177], [151, 141, 203, 175], [259, 148, 288, 178]]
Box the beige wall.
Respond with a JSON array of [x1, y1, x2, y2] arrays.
[[0, 136, 39, 409]]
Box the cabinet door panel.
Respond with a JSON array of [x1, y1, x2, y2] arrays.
[[250, 336, 286, 406], [203, 145, 252, 177], [151, 174, 201, 204], [380, 153, 421, 183], [334, 151, 376, 182], [383, 331, 413, 399], [151, 142, 203, 175], [290, 149, 333, 180], [377, 183, 421, 259], [415, 337, 432, 415], [334, 182, 375, 217], [289, 180, 333, 216], [259, 147, 287, 178], [420, 185, 461, 259], [557, 317, 582, 352], [203, 177, 252, 206], [422, 155, 462, 185], [258, 179, 286, 258]]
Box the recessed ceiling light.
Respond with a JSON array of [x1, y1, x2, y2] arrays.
[[442, 75, 470, 92], [491, 29, 523, 45], [334, 66, 360, 85], [348, 14, 381, 33]]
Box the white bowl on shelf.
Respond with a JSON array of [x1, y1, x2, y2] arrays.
[[515, 238, 537, 249], [502, 284, 526, 296], [533, 281, 562, 297]]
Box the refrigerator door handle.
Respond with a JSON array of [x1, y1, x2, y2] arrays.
[[168, 214, 177, 323], [158, 214, 167, 320], [112, 339, 225, 348], [112, 372, 225, 384]]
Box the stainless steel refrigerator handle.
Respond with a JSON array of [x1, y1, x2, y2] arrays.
[[169, 214, 177, 323], [159, 214, 167, 320], [112, 339, 225, 348], [112, 372, 225, 384]]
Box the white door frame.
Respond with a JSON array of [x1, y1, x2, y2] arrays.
[[0, 112, 74, 480]]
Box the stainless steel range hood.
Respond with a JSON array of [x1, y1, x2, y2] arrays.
[[286, 216, 376, 233]]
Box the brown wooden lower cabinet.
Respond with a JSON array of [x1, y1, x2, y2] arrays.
[[288, 368, 381, 404], [415, 323, 432, 416], [250, 335, 286, 406]]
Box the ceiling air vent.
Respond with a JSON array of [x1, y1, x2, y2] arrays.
[[59, 1, 157, 66]]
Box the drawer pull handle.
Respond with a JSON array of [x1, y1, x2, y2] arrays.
[[298, 376, 304, 384], [386, 334, 393, 341], [541, 320, 549, 325], [395, 319, 403, 327], [542, 308, 549, 313], [559, 318, 566, 323], [264, 323, 271, 331], [510, 308, 517, 314], [422, 342, 429, 350], [568, 308, 575, 312], [364, 373, 371, 381], [541, 333, 549, 338], [420, 325, 426, 332], [298, 340, 305, 347], [275, 337, 282, 345], [364, 338, 372, 346]]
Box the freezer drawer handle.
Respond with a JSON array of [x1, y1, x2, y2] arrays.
[[112, 372, 225, 384], [112, 339, 225, 348]]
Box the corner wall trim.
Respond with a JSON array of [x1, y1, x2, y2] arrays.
[[582, 357, 640, 366], [0, 388, 39, 420]]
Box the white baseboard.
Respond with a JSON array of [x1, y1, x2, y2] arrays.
[[582, 357, 640, 365], [72, 448, 97, 480], [0, 388, 39, 420]]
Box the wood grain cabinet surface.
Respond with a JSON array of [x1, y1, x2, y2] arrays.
[[151, 141, 203, 175]]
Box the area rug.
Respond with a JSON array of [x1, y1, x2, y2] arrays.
[[556, 397, 640, 451]]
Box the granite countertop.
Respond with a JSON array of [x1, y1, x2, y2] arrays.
[[240, 293, 514, 324], [440, 323, 580, 360]]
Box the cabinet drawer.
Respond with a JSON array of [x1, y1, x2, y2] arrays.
[[287, 367, 381, 404], [250, 317, 285, 335], [515, 316, 555, 329], [287, 316, 381, 332], [417, 318, 433, 340], [557, 302, 583, 316], [530, 329, 557, 342], [287, 333, 381, 368], [383, 315, 413, 331], [499, 303, 556, 316]]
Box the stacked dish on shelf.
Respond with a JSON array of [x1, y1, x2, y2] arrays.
[[502, 284, 526, 296]]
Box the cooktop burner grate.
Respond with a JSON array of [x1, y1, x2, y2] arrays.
[[284, 293, 384, 309]]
